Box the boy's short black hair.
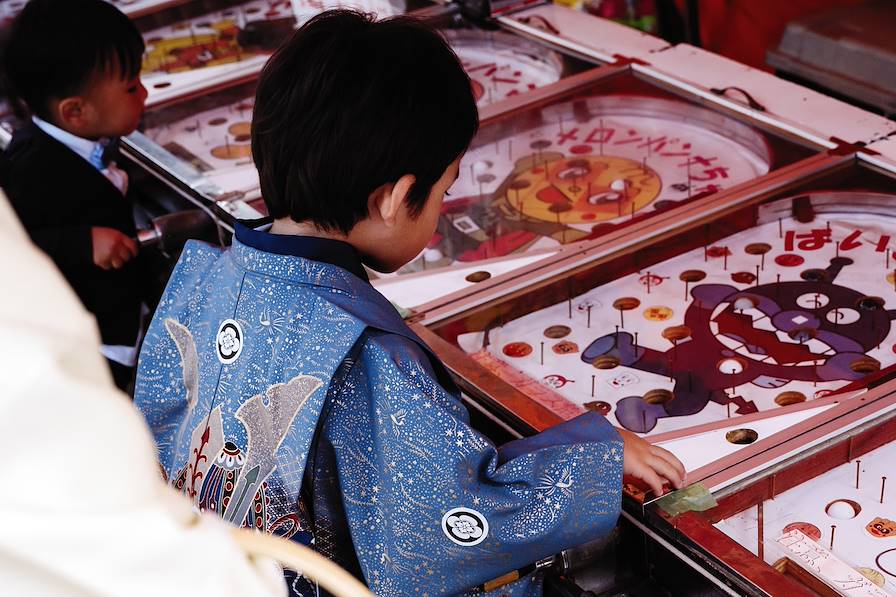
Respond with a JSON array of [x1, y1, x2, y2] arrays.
[[252, 10, 479, 234], [3, 0, 144, 121]]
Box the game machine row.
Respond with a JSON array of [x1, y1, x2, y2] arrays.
[[120, 1, 597, 231], [467, 0, 892, 147], [0, 0, 198, 22], [371, 56, 832, 316], [466, 0, 671, 67], [629, 143, 896, 597], [117, 0, 420, 231], [404, 144, 896, 592]]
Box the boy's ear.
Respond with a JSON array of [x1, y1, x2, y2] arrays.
[[55, 97, 86, 128], [372, 174, 416, 227]]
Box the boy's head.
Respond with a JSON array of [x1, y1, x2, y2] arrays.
[[253, 10, 478, 272], [4, 0, 146, 139]]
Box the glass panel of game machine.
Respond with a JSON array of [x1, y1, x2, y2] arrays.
[[423, 155, 896, 501], [133, 0, 299, 108], [129, 23, 578, 223], [0, 0, 189, 21], [628, 159, 896, 597], [135, 0, 436, 109], [678, 403, 896, 597], [371, 65, 824, 313]]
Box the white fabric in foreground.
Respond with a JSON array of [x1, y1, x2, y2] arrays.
[[0, 191, 286, 597]]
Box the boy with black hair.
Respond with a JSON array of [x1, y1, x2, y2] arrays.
[[1, 0, 147, 389], [135, 10, 685, 596]]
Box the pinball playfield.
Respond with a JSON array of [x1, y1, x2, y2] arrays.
[[416, 156, 896, 496], [455, 192, 896, 436], [409, 93, 771, 276], [649, 380, 896, 597], [448, 30, 563, 108], [373, 66, 820, 311], [136, 29, 571, 215], [717, 437, 896, 595], [139, 0, 296, 105]]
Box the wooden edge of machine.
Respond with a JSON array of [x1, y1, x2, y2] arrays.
[[771, 558, 843, 597], [661, 510, 817, 597], [478, 63, 631, 125], [416, 152, 855, 325], [697, 385, 896, 494], [701, 396, 896, 521], [649, 403, 896, 596], [412, 323, 566, 434]]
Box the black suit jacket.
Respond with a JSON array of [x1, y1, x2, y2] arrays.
[[0, 122, 142, 346]]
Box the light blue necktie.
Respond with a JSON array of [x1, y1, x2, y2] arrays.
[[88, 142, 105, 170]]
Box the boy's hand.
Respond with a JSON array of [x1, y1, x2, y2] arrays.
[[619, 428, 686, 497], [91, 227, 137, 270]]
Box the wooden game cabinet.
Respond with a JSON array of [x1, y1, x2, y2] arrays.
[[646, 376, 896, 596], [119, 3, 596, 228], [122, 7, 829, 316], [371, 57, 826, 312], [133, 0, 299, 109], [411, 152, 896, 506]]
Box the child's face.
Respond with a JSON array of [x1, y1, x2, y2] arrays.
[[81, 72, 147, 138], [55, 70, 147, 139], [384, 156, 462, 272]]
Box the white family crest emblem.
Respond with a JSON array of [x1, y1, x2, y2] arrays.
[[216, 319, 244, 364], [442, 507, 489, 546]]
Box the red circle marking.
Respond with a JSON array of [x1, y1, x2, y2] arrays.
[[706, 246, 732, 258], [503, 342, 533, 358], [585, 401, 612, 415], [552, 341, 579, 354], [775, 254, 805, 267], [731, 272, 757, 284], [569, 145, 593, 155], [783, 522, 821, 541], [581, 213, 597, 221]]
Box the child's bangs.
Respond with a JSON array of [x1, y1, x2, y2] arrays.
[[98, 30, 145, 81]]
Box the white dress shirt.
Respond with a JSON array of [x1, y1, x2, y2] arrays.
[[32, 116, 129, 195]]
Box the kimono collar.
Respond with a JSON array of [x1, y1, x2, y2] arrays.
[[234, 222, 369, 283], [230, 224, 460, 395]]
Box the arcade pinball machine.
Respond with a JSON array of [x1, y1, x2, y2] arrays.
[[411, 141, 896, 594], [5, 1, 896, 593], [371, 58, 828, 314]]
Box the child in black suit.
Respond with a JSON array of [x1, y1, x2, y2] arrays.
[[1, 0, 148, 390]]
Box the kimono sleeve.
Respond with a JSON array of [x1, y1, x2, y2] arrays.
[[317, 331, 623, 595]]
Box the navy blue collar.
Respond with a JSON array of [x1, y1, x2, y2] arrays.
[[234, 223, 369, 283]]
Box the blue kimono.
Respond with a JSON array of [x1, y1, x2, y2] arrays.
[[134, 224, 623, 596]]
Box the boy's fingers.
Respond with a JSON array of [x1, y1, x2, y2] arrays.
[[652, 446, 686, 480], [649, 455, 684, 489], [641, 468, 664, 497]]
